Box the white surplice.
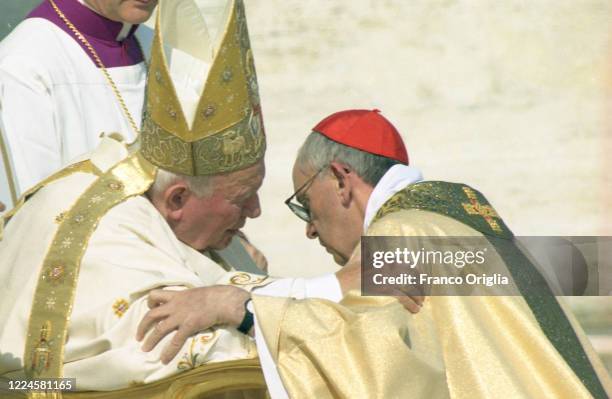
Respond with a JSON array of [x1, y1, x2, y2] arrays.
[[0, 17, 147, 208]]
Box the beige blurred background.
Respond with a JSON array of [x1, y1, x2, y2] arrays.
[[242, 0, 611, 277], [241, 0, 612, 370], [2, 0, 611, 371]]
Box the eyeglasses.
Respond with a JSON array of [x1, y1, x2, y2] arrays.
[[284, 166, 326, 223]]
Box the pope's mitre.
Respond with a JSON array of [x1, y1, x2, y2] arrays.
[[140, 0, 265, 176]]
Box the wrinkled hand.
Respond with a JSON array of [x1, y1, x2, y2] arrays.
[[337, 251, 425, 314], [136, 285, 250, 364]]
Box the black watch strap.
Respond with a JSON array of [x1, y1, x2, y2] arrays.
[[238, 299, 254, 334]]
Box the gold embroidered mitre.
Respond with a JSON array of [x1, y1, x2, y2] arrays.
[[140, 0, 265, 176]]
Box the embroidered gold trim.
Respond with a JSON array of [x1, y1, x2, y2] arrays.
[[140, 108, 265, 176], [461, 186, 503, 233], [372, 181, 513, 239], [177, 330, 218, 371], [2, 160, 101, 226], [112, 299, 130, 318], [24, 153, 156, 380], [229, 272, 268, 286]]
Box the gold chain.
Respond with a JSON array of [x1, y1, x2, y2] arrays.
[[48, 0, 143, 135]]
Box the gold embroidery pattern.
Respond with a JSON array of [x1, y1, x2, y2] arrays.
[[372, 181, 513, 239], [107, 180, 124, 191], [24, 153, 157, 379], [141, 108, 265, 176], [461, 186, 503, 233], [3, 159, 101, 229], [202, 104, 216, 118], [229, 272, 268, 286], [177, 330, 217, 371], [112, 299, 130, 318], [45, 294, 57, 310], [177, 337, 199, 371], [43, 265, 68, 285], [31, 321, 53, 376], [140, 114, 192, 174], [140, 0, 265, 177], [54, 212, 67, 224]]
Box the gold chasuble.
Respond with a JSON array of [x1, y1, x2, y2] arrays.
[[252, 181, 612, 399]]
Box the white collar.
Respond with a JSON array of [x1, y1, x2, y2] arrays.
[[363, 164, 423, 232], [116, 23, 133, 41]]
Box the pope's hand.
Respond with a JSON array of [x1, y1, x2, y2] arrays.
[[136, 285, 250, 364]]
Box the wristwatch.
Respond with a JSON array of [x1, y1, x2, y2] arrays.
[[238, 298, 254, 334]]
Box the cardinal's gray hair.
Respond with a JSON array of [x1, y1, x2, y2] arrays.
[[295, 132, 400, 186]]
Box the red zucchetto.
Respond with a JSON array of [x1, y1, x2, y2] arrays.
[[312, 109, 409, 164]]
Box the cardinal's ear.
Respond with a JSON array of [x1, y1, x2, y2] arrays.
[[330, 161, 353, 207]]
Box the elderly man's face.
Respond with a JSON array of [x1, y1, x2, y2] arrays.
[[291, 163, 363, 266], [167, 161, 265, 251], [85, 0, 158, 24]]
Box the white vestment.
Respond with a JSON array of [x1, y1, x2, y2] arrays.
[[0, 16, 147, 208], [0, 138, 254, 389]]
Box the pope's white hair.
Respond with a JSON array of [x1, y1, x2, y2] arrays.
[[296, 132, 400, 186], [149, 168, 214, 198]]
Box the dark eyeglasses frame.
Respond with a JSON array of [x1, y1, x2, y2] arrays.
[[284, 166, 326, 223]]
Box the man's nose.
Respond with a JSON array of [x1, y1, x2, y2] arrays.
[[243, 194, 261, 219], [306, 222, 318, 239]]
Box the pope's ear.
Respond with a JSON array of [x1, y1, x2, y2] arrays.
[[329, 162, 352, 205], [164, 184, 190, 220]]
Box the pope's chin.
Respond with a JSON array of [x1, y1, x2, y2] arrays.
[[206, 229, 238, 251]]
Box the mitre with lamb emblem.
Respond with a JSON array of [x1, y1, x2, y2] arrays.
[[140, 0, 265, 176]]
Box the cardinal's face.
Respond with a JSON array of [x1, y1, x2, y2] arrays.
[[291, 163, 362, 266]]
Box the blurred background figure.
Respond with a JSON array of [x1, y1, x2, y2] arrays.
[[0, 0, 156, 209]]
